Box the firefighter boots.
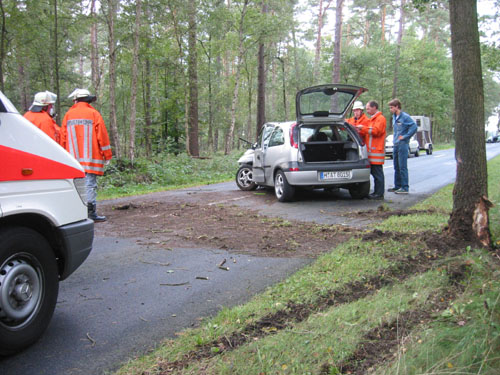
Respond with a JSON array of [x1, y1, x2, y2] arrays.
[[88, 203, 107, 222]]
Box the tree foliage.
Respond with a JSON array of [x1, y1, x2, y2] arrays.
[[0, 0, 498, 158]]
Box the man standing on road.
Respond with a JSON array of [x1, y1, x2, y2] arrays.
[[357, 101, 386, 200], [24, 91, 61, 144], [388, 99, 417, 194], [60, 89, 112, 222]]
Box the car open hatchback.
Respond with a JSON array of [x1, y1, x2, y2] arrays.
[[236, 84, 371, 202]]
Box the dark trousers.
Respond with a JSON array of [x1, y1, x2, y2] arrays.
[[371, 164, 385, 196]]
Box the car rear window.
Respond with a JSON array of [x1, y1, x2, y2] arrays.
[[299, 89, 355, 116]]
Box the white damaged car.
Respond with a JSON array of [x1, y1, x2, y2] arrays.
[[236, 84, 371, 202]]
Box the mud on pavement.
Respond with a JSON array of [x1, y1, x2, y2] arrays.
[[96, 198, 357, 258]]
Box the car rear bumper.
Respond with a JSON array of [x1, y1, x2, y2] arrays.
[[285, 166, 371, 186]]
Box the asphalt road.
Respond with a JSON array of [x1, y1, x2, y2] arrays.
[[2, 143, 500, 375]]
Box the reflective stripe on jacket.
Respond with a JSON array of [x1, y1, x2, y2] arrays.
[[358, 111, 386, 165], [24, 110, 61, 144], [60, 102, 112, 175]]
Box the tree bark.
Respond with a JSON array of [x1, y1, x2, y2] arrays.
[[256, 1, 268, 137], [448, 0, 490, 247], [143, 3, 152, 157], [187, 0, 199, 157], [331, 0, 344, 83], [128, 0, 141, 163], [381, 2, 386, 43], [225, 0, 249, 155], [53, 0, 61, 125], [90, 0, 100, 97], [107, 0, 121, 158], [314, 0, 333, 82], [0, 0, 6, 92], [392, 0, 406, 99]]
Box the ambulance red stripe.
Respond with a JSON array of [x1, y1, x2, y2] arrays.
[[0, 144, 85, 181]]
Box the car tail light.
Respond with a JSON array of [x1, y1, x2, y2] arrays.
[[289, 122, 298, 149], [289, 167, 299, 172]]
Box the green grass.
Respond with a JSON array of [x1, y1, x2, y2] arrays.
[[113, 156, 500, 375], [98, 151, 241, 200]]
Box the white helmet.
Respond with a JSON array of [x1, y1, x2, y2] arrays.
[[32, 91, 57, 106], [68, 88, 95, 101], [353, 101, 364, 110]]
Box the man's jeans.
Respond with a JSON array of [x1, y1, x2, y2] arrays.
[[393, 142, 409, 190], [85, 173, 98, 205], [371, 164, 385, 196]]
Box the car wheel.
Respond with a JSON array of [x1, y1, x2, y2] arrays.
[[0, 227, 59, 356], [415, 149, 419, 157], [349, 181, 370, 199], [274, 170, 295, 202], [235, 164, 257, 191], [426, 145, 433, 155]]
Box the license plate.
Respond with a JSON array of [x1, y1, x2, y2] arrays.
[[319, 170, 352, 181]]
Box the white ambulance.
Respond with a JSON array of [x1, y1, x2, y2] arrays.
[[0, 91, 94, 355]]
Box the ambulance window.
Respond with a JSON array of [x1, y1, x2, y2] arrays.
[[0, 100, 6, 112]]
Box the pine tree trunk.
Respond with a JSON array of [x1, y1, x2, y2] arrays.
[[107, 0, 121, 159], [448, 0, 490, 247], [381, 3, 386, 43], [291, 25, 300, 92], [128, 0, 141, 163], [256, 2, 267, 136], [53, 0, 61, 125], [392, 0, 405, 99], [90, 0, 100, 97], [0, 0, 6, 92], [225, 0, 248, 155], [187, 0, 199, 157], [332, 0, 344, 83]]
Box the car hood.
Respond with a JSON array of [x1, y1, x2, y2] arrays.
[[295, 84, 367, 124]]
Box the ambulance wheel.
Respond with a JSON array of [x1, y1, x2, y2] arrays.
[[0, 227, 59, 356]]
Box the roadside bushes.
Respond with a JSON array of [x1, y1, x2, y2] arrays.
[[99, 152, 240, 199]]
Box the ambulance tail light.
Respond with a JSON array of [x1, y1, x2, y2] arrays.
[[74, 178, 88, 206]]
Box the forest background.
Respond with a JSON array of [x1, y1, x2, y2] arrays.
[[1, 0, 499, 162]]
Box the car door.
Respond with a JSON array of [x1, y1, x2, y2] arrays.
[[263, 126, 286, 182], [253, 124, 275, 183]]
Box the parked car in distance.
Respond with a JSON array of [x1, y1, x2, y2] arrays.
[[385, 134, 419, 158], [486, 135, 499, 143], [236, 84, 371, 202]]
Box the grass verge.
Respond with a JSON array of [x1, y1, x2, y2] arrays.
[[98, 151, 240, 200], [114, 156, 500, 375]]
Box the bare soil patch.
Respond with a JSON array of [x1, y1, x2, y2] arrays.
[[96, 200, 357, 258]]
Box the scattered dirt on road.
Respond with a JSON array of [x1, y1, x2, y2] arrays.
[[96, 200, 357, 258]]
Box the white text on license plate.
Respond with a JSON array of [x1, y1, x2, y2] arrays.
[[319, 170, 352, 181]]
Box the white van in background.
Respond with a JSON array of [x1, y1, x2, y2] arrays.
[[411, 115, 433, 155]]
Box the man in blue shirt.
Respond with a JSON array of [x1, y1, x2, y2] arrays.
[[388, 99, 417, 194]]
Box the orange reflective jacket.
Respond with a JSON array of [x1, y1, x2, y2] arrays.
[[24, 110, 61, 144], [358, 111, 386, 165], [60, 102, 112, 175], [346, 113, 369, 127], [347, 113, 370, 144]]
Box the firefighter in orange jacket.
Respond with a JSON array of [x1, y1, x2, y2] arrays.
[[60, 89, 112, 222], [24, 91, 61, 144], [347, 101, 370, 128], [356, 100, 386, 200]]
